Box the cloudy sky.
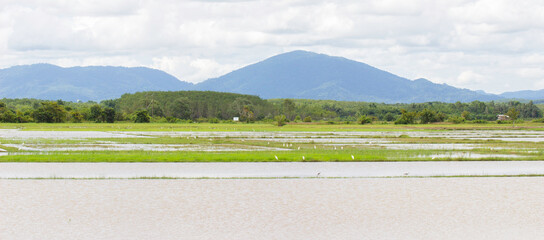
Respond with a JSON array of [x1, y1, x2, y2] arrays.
[[1, 0, 544, 93]]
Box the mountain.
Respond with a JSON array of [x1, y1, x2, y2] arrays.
[[499, 89, 544, 100], [195, 50, 501, 103], [0, 64, 192, 101]]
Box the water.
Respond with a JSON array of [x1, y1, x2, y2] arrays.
[[1, 178, 543, 239], [4, 129, 544, 142], [2, 143, 289, 152], [0, 129, 149, 139], [2, 161, 544, 178]]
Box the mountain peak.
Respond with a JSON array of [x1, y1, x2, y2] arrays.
[[195, 51, 502, 103], [0, 64, 192, 101]]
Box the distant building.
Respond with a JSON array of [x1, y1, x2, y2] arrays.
[[233, 117, 240, 122], [497, 115, 510, 121]]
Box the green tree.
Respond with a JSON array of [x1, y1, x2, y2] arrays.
[[358, 115, 372, 124], [303, 116, 312, 122], [419, 109, 438, 124], [507, 107, 520, 127], [240, 105, 255, 123], [274, 114, 287, 127], [395, 109, 417, 124], [70, 111, 84, 123], [134, 110, 151, 123], [89, 104, 103, 122], [461, 110, 471, 121], [384, 112, 396, 122], [32, 102, 67, 123], [1, 109, 16, 123], [283, 99, 296, 120], [103, 107, 116, 123], [167, 98, 191, 119]]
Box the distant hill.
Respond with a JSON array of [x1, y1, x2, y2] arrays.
[[195, 50, 502, 103], [0, 51, 528, 103], [0, 64, 192, 101], [499, 89, 544, 100]]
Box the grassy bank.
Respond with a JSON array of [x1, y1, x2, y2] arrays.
[[1, 121, 544, 131]]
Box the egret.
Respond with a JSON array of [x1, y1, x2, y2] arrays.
[[351, 155, 355, 160], [274, 155, 278, 160]]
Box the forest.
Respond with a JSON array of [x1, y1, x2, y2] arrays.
[[0, 91, 542, 124]]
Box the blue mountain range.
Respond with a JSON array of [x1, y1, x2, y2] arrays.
[[0, 50, 540, 102]]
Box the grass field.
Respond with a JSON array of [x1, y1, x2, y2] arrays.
[[0, 122, 543, 162], [0, 121, 544, 131]]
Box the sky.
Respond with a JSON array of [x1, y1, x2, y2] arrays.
[[1, 0, 544, 94]]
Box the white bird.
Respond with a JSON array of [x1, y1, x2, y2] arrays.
[[297, 147, 300, 150], [314, 145, 317, 149], [302, 156, 305, 160], [351, 155, 355, 160], [275, 155, 278, 160], [341, 146, 344, 150]]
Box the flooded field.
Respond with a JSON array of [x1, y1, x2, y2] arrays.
[[1, 143, 288, 152], [0, 128, 543, 161], [1, 178, 543, 239]]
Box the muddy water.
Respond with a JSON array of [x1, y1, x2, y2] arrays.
[[1, 178, 543, 240], [2, 161, 544, 178]]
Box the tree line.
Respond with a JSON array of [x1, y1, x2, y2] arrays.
[[0, 91, 542, 123]]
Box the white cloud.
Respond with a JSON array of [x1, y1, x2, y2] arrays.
[[1, 0, 544, 92], [457, 71, 486, 84]]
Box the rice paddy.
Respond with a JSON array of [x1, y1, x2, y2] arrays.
[[0, 122, 542, 162]]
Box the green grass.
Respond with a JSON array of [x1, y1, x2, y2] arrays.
[[1, 121, 544, 132], [4, 174, 544, 180], [1, 122, 543, 162], [0, 148, 540, 162]]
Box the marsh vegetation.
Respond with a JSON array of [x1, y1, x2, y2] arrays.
[[0, 122, 543, 162]]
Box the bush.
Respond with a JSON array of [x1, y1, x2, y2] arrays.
[[449, 116, 465, 124], [294, 115, 301, 122], [196, 117, 208, 123], [358, 115, 372, 124], [274, 115, 287, 127], [133, 110, 151, 123], [70, 111, 83, 123], [471, 119, 488, 124], [384, 113, 396, 122], [394, 110, 417, 124], [103, 107, 116, 123], [532, 118, 544, 123], [165, 117, 180, 123], [303, 116, 312, 122], [208, 118, 220, 123]]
